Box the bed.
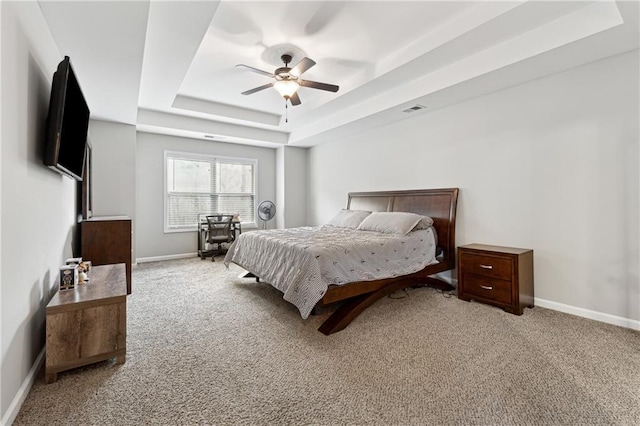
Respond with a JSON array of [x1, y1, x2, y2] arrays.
[[224, 188, 459, 335]]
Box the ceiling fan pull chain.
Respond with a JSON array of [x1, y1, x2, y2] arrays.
[[285, 100, 288, 123]]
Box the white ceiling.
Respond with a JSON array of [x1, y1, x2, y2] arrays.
[[38, 0, 639, 148]]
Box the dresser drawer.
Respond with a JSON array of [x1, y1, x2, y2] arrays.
[[460, 252, 512, 281], [462, 273, 512, 304]]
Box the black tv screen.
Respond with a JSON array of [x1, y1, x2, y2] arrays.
[[44, 56, 90, 181]]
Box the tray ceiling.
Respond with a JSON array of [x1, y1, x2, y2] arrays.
[[39, 0, 639, 148]]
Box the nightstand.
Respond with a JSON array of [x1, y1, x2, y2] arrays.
[[457, 244, 534, 315]]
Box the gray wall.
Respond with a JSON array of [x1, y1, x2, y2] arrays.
[[307, 50, 640, 323], [88, 120, 136, 218], [88, 119, 137, 258], [276, 146, 307, 229], [276, 146, 285, 228], [1, 2, 77, 422], [136, 132, 276, 260]]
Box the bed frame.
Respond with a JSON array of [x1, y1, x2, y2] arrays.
[[316, 188, 459, 335]]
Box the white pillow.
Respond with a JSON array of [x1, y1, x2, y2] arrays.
[[326, 209, 371, 229], [357, 212, 428, 235]]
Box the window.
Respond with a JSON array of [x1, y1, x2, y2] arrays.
[[165, 151, 257, 232]]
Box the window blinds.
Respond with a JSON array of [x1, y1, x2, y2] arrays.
[[166, 152, 256, 230]]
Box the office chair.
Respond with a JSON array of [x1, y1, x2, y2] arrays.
[[205, 214, 234, 261]]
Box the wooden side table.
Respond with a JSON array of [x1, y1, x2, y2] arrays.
[[45, 263, 127, 384], [457, 244, 534, 315]]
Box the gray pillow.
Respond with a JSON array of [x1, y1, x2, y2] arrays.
[[326, 209, 371, 229], [357, 211, 429, 235], [413, 216, 434, 230]]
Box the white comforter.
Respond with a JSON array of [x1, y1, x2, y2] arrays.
[[224, 226, 438, 319]]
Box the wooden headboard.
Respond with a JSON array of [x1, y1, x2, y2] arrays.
[[347, 188, 459, 268]]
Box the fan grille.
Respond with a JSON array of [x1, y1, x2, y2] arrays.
[[258, 200, 276, 221]]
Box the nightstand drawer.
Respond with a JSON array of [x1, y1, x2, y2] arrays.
[[458, 244, 534, 315], [460, 252, 512, 280], [462, 273, 512, 304]]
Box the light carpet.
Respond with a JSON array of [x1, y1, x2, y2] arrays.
[[15, 257, 640, 425]]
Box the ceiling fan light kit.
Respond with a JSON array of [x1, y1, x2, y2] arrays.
[[274, 80, 299, 98]]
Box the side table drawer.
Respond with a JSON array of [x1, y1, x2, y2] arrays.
[[460, 252, 512, 281], [462, 273, 512, 304]]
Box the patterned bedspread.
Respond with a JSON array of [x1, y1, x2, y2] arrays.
[[223, 226, 438, 319]]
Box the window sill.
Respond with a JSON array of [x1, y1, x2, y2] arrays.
[[164, 222, 258, 234]]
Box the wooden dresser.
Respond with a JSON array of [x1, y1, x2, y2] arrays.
[[81, 216, 132, 294], [46, 263, 127, 383], [457, 244, 534, 315]]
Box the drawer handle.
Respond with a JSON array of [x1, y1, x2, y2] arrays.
[[480, 285, 493, 290], [479, 264, 493, 269]]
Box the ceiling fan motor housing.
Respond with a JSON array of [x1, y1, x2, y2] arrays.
[[275, 54, 295, 81], [281, 54, 293, 65], [275, 67, 294, 80]]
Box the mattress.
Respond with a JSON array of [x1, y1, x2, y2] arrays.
[[224, 226, 438, 319]]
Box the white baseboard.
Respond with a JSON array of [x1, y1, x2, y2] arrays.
[[534, 297, 640, 331], [136, 252, 197, 264], [2, 347, 45, 426], [434, 274, 638, 330]]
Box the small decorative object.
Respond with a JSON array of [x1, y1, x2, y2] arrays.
[[65, 257, 82, 265], [232, 213, 240, 222], [59, 265, 78, 290], [77, 261, 91, 284]]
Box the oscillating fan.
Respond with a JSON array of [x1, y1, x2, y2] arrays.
[[257, 200, 276, 229]]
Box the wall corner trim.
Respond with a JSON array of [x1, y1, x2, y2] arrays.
[[534, 297, 640, 331], [1, 347, 46, 426]]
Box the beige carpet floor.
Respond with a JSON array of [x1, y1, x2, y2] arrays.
[[15, 257, 640, 425]]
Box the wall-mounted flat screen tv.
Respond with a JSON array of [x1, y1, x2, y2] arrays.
[[44, 56, 90, 181]]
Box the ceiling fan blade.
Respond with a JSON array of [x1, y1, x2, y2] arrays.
[[299, 79, 339, 93], [289, 92, 302, 106], [241, 82, 274, 95], [290, 57, 316, 77], [235, 64, 275, 77]]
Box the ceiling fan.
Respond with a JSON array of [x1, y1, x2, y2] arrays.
[[236, 54, 339, 106]]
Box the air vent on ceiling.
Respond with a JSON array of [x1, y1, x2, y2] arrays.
[[402, 104, 427, 113]]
